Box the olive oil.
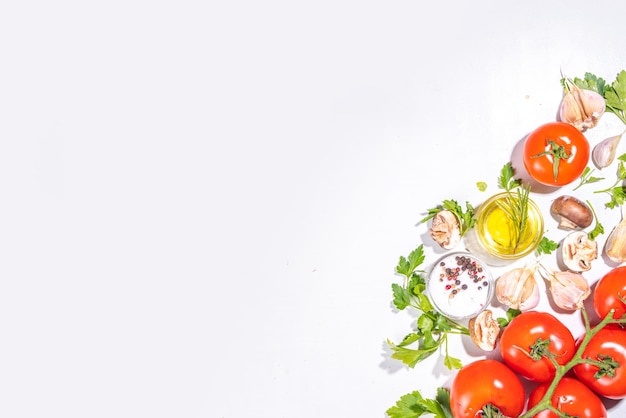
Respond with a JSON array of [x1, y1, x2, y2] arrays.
[[475, 192, 543, 260]]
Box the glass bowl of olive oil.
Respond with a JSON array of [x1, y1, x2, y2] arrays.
[[467, 192, 544, 265]]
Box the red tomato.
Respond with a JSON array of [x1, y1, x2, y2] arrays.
[[594, 266, 626, 321], [523, 122, 590, 186], [526, 377, 607, 418], [573, 327, 626, 399], [449, 359, 525, 418], [500, 311, 576, 382]]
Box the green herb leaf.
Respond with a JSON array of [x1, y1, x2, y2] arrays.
[[422, 200, 476, 236], [536, 236, 559, 255], [587, 200, 605, 240], [434, 388, 453, 418], [498, 162, 521, 191], [387, 339, 438, 368], [392, 283, 411, 310], [476, 181, 488, 192], [443, 354, 463, 370], [573, 167, 604, 191], [386, 391, 427, 418], [605, 70, 626, 125], [497, 308, 522, 328]]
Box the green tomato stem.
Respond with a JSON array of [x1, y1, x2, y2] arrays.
[[519, 307, 619, 418]]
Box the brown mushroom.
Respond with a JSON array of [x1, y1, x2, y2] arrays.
[[429, 210, 461, 249], [550, 196, 593, 229], [562, 231, 598, 272], [550, 195, 593, 230]]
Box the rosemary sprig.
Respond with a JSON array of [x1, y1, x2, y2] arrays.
[[496, 185, 530, 253], [497, 163, 531, 253]]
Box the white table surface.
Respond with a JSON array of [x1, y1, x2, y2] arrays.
[[2, 1, 626, 417]]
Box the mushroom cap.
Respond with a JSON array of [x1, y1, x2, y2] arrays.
[[550, 195, 593, 230], [561, 231, 598, 272]]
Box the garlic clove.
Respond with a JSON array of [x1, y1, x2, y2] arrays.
[[559, 79, 606, 131], [604, 205, 626, 263], [429, 210, 461, 249], [593, 130, 625, 169], [538, 266, 590, 310], [469, 310, 500, 352], [495, 265, 540, 311]]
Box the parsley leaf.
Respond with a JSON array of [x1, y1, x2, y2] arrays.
[[497, 308, 522, 328], [421, 199, 476, 236], [386, 389, 452, 418], [605, 70, 626, 125], [587, 200, 605, 240], [388, 246, 469, 370], [498, 162, 521, 191], [594, 153, 626, 208], [476, 181, 487, 192], [573, 167, 604, 191], [536, 236, 559, 255], [386, 391, 426, 418]]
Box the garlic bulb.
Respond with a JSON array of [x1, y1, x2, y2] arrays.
[[559, 78, 606, 131], [538, 265, 590, 310], [604, 205, 626, 264], [593, 130, 625, 169], [495, 263, 540, 311]]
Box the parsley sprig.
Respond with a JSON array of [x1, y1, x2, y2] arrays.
[[593, 153, 626, 208], [421, 200, 476, 236], [386, 388, 452, 418], [573, 167, 604, 191], [388, 245, 469, 371]]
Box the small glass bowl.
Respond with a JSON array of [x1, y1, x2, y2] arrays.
[[468, 192, 544, 265], [425, 252, 494, 321]]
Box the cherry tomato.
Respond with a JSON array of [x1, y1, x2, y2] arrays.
[[527, 377, 607, 418], [523, 121, 590, 186], [573, 327, 626, 399], [500, 311, 576, 382], [449, 359, 525, 418], [594, 266, 626, 321]]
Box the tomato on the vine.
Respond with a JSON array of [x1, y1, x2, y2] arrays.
[[526, 377, 607, 418], [449, 359, 525, 418], [573, 327, 626, 399], [594, 266, 626, 321], [500, 311, 576, 382], [523, 121, 590, 186]]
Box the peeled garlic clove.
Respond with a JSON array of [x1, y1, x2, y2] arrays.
[[561, 231, 598, 272], [469, 310, 500, 352], [429, 210, 461, 249], [559, 79, 606, 131], [604, 206, 626, 263], [495, 265, 540, 311], [539, 266, 590, 310], [593, 130, 625, 169]]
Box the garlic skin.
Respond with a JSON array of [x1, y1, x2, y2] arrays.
[[495, 264, 540, 311], [604, 205, 626, 264], [429, 210, 461, 249], [593, 130, 625, 169], [538, 266, 590, 310], [559, 79, 606, 131]]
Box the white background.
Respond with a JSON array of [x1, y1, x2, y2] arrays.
[[2, 1, 626, 417]]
